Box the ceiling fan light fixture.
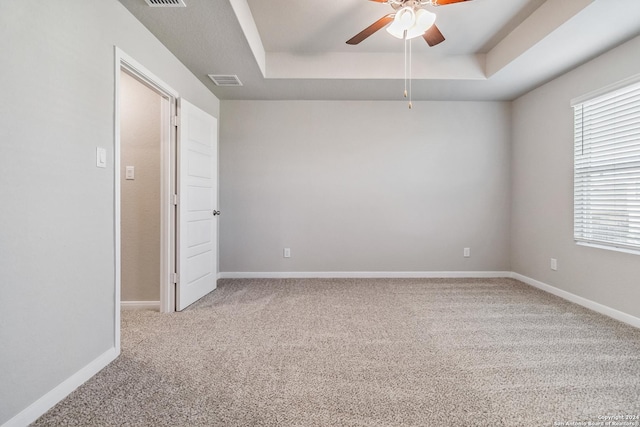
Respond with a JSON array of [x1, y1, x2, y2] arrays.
[[405, 9, 436, 40], [386, 22, 405, 39], [396, 7, 416, 30], [386, 6, 415, 39], [386, 7, 436, 40]]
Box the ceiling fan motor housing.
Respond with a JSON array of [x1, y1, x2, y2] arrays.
[[389, 0, 434, 11]]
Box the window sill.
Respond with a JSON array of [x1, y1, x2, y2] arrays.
[[576, 241, 640, 256]]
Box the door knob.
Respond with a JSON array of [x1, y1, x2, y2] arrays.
[[213, 210, 220, 216]]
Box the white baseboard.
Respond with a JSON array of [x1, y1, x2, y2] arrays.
[[511, 272, 640, 329], [219, 271, 512, 279], [1, 347, 118, 427], [120, 301, 160, 311]]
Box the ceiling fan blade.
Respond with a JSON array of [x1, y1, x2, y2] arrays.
[[423, 24, 445, 47], [346, 14, 394, 45], [432, 0, 472, 5]]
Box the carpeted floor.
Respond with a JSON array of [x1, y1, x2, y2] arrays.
[[33, 278, 640, 426]]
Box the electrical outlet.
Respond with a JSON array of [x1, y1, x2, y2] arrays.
[[283, 248, 291, 258], [463, 248, 470, 258], [550, 258, 558, 271]]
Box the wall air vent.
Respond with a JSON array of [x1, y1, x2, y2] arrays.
[[208, 75, 243, 87], [145, 0, 186, 7]]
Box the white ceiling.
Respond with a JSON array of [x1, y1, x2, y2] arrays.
[[118, 0, 640, 101]]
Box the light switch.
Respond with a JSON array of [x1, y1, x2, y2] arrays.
[[96, 147, 106, 168], [125, 166, 135, 180]]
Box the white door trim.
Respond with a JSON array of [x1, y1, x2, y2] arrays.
[[114, 47, 179, 350]]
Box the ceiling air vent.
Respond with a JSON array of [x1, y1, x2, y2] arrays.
[[145, 0, 186, 7], [208, 75, 243, 87]]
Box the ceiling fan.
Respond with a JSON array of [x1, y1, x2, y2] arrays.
[[346, 0, 472, 47]]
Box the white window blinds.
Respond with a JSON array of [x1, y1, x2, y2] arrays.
[[573, 79, 640, 252]]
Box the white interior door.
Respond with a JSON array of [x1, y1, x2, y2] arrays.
[[176, 98, 218, 311]]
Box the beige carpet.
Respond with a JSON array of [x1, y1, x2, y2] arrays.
[[33, 278, 640, 426]]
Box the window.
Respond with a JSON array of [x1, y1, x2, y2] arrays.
[[572, 76, 640, 253]]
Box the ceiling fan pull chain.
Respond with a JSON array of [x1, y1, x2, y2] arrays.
[[403, 31, 408, 98], [409, 37, 413, 109]]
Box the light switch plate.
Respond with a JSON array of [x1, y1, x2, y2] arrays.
[[96, 147, 106, 168], [125, 166, 135, 180]]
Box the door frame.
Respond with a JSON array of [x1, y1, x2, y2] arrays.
[[114, 47, 178, 349]]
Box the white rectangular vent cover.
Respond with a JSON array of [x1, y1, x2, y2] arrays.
[[208, 74, 243, 87], [145, 0, 186, 7]]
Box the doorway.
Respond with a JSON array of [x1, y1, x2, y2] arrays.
[[115, 50, 179, 326], [119, 70, 165, 310]]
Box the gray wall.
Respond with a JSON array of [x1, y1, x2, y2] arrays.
[[120, 71, 162, 302], [220, 101, 512, 273], [0, 0, 218, 424], [511, 35, 640, 318]]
